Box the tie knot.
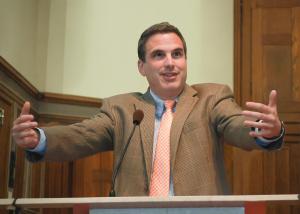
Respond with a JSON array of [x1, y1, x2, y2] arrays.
[[164, 100, 175, 110]]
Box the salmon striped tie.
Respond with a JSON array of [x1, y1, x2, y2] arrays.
[[149, 100, 175, 196]]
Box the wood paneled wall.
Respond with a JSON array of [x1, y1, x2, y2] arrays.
[[232, 0, 300, 213], [0, 56, 109, 214], [0, 92, 14, 199]]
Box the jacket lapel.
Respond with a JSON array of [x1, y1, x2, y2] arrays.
[[135, 90, 155, 186], [135, 86, 198, 187], [170, 85, 198, 173]]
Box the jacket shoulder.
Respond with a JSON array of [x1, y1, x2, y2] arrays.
[[104, 92, 143, 103], [191, 83, 233, 96]]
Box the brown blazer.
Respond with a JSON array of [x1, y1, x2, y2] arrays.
[[29, 83, 269, 196]]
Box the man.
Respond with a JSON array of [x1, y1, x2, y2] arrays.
[[12, 22, 284, 196]]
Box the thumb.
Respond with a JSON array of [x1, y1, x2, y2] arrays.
[[268, 90, 277, 108], [21, 101, 31, 115]]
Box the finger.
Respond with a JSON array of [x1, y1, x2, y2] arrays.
[[242, 110, 265, 121], [243, 120, 274, 129], [13, 129, 37, 139], [242, 110, 261, 119], [268, 90, 277, 108], [12, 121, 38, 133], [248, 129, 272, 138], [21, 101, 31, 116], [242, 111, 275, 123], [249, 131, 264, 138], [242, 111, 277, 124], [13, 115, 34, 125], [245, 102, 270, 114], [249, 131, 261, 138], [16, 136, 38, 149]]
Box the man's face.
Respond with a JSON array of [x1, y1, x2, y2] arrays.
[[138, 33, 187, 100]]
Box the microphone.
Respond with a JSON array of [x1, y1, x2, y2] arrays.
[[133, 110, 144, 125], [109, 109, 144, 197]]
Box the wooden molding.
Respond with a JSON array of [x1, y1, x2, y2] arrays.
[[39, 114, 88, 125], [0, 56, 41, 99], [234, 0, 242, 105], [41, 92, 102, 108], [0, 81, 24, 107], [0, 56, 102, 108]]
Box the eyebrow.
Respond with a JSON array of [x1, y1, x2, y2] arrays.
[[173, 48, 184, 52], [150, 47, 184, 55]]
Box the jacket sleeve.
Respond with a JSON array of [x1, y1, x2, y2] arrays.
[[209, 85, 264, 150], [26, 98, 115, 162]]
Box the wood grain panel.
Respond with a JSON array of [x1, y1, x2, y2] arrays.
[[262, 34, 292, 45], [12, 148, 25, 198], [30, 162, 44, 198], [234, 0, 300, 213], [98, 151, 113, 196], [43, 161, 73, 214], [0, 97, 13, 198], [232, 149, 264, 194], [289, 143, 300, 214], [263, 146, 290, 194], [263, 46, 292, 104], [72, 151, 113, 197], [256, 0, 300, 8], [289, 143, 300, 193], [292, 7, 300, 102]]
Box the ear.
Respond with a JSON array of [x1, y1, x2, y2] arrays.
[[138, 59, 146, 76]]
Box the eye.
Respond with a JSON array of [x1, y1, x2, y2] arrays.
[[172, 49, 184, 58], [151, 51, 165, 59]]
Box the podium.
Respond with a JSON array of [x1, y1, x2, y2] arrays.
[[1, 195, 299, 214]]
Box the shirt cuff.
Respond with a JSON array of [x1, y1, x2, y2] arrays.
[[254, 121, 285, 147], [27, 128, 47, 155]]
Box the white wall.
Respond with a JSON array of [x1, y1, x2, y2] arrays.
[[0, 0, 233, 98], [0, 0, 47, 90], [45, 0, 66, 93]]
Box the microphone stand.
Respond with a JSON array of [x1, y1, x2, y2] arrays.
[[109, 110, 143, 196]]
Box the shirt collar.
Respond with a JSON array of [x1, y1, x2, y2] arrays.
[[150, 90, 177, 118]]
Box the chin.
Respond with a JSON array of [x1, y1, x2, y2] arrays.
[[163, 85, 184, 97]]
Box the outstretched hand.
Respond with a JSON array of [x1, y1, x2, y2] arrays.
[[12, 101, 39, 149], [242, 90, 282, 139]]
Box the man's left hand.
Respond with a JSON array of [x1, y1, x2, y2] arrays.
[[242, 90, 282, 139]]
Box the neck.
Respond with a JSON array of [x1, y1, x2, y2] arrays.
[[150, 88, 184, 101], [150, 90, 178, 101]]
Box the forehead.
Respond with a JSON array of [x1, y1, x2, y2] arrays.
[[145, 33, 184, 53]]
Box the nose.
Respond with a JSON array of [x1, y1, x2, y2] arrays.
[[164, 54, 175, 70]]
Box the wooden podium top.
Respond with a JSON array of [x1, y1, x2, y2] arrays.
[[1, 194, 299, 209]]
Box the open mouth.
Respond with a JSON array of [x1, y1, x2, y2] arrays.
[[161, 72, 178, 77], [161, 72, 178, 81]]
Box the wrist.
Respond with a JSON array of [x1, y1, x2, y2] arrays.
[[265, 121, 284, 140]]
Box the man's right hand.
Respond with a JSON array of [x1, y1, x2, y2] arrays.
[[12, 101, 39, 149]]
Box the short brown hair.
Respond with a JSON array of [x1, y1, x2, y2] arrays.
[[138, 22, 187, 62]]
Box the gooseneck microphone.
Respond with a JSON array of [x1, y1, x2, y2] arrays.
[[109, 109, 144, 197]]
